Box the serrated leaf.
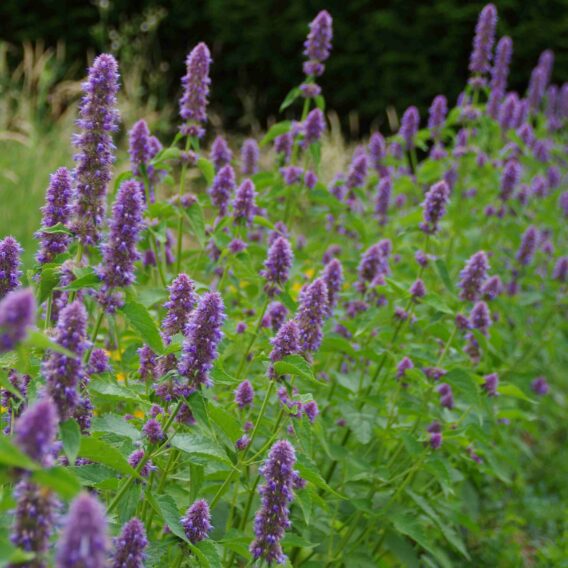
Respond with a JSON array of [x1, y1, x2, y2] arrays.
[[59, 269, 101, 292], [434, 258, 453, 292], [121, 300, 164, 354], [273, 355, 322, 386], [197, 157, 215, 185], [183, 201, 206, 246], [60, 419, 81, 464], [261, 120, 292, 145], [156, 494, 189, 542], [170, 433, 230, 464], [24, 330, 76, 358], [296, 454, 344, 499], [445, 368, 480, 406], [91, 413, 141, 440], [38, 265, 61, 303], [78, 438, 139, 477], [320, 336, 359, 358]]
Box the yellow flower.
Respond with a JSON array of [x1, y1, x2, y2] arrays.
[[117, 373, 126, 383], [134, 409, 145, 419], [304, 268, 315, 278]]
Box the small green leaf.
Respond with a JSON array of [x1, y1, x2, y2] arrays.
[[273, 354, 322, 386], [156, 494, 189, 542], [40, 222, 73, 235], [261, 120, 292, 145], [32, 466, 81, 499], [279, 87, 301, 112], [170, 433, 230, 464], [24, 330, 76, 358], [183, 201, 206, 246], [78, 438, 139, 477], [0, 437, 39, 470], [434, 258, 454, 292], [91, 414, 141, 440], [38, 265, 61, 303], [499, 383, 535, 403], [60, 419, 81, 464], [59, 269, 101, 292], [121, 300, 164, 354], [197, 157, 215, 185], [296, 454, 344, 499]]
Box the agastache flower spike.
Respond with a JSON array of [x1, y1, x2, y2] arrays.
[[235, 380, 254, 408], [210, 135, 232, 171], [44, 300, 88, 420], [469, 4, 498, 78], [304, 108, 325, 146], [396, 356, 414, 379], [241, 138, 260, 175], [36, 168, 73, 264], [250, 440, 299, 564], [527, 66, 546, 111], [489, 36, 513, 99], [72, 54, 120, 246], [368, 132, 386, 172], [209, 164, 236, 217], [128, 119, 152, 177], [516, 226, 538, 266], [420, 180, 450, 234], [263, 302, 288, 333], [375, 176, 392, 224], [303, 10, 333, 77], [162, 273, 196, 340], [428, 95, 447, 139], [0, 288, 36, 353], [483, 373, 499, 397], [88, 348, 111, 375], [321, 258, 343, 317], [0, 236, 22, 298], [553, 256, 568, 282], [500, 159, 521, 201], [14, 398, 58, 465], [138, 345, 157, 381], [269, 320, 300, 379], [295, 278, 329, 353], [179, 43, 212, 138], [178, 292, 225, 389], [399, 106, 420, 150], [232, 179, 257, 225], [111, 518, 148, 568], [56, 492, 108, 568], [458, 251, 489, 301], [481, 275, 503, 300], [181, 499, 212, 543], [470, 301, 492, 335], [356, 240, 391, 292], [262, 237, 293, 297]]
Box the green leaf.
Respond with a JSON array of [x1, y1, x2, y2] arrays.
[[261, 120, 292, 145], [208, 403, 241, 442], [91, 414, 141, 441], [0, 437, 39, 470], [60, 419, 81, 464], [273, 355, 322, 386], [78, 438, 139, 477], [320, 336, 359, 358], [422, 294, 454, 315], [121, 300, 164, 354], [499, 383, 535, 403], [296, 454, 344, 499], [150, 147, 182, 167], [434, 258, 454, 292], [40, 222, 73, 235], [59, 269, 101, 292], [38, 265, 61, 303], [279, 87, 301, 112], [32, 466, 81, 499], [197, 157, 215, 185], [445, 368, 480, 406], [24, 330, 76, 358], [183, 201, 206, 246], [156, 494, 189, 543], [90, 380, 142, 403], [195, 541, 222, 568], [170, 433, 230, 464]]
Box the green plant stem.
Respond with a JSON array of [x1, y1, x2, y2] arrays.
[[84, 309, 105, 364], [175, 136, 192, 274], [235, 296, 269, 381]]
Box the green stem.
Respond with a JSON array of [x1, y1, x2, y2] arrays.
[[175, 137, 192, 274], [235, 296, 269, 381], [84, 309, 105, 364]]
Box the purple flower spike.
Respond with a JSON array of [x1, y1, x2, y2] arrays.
[[264, 302, 288, 333], [143, 419, 164, 444], [210, 135, 232, 171], [262, 237, 293, 297], [500, 159, 521, 201], [527, 66, 546, 112], [531, 377, 549, 396], [538, 49, 555, 88], [88, 348, 111, 375], [235, 380, 254, 408], [0, 288, 36, 353], [36, 168, 73, 264], [179, 43, 212, 138], [428, 95, 448, 139], [281, 166, 304, 186], [304, 400, 319, 423], [470, 301, 492, 335], [0, 236, 22, 299], [138, 345, 157, 382], [98, 180, 145, 311], [459, 251, 489, 301], [375, 176, 392, 224], [274, 132, 293, 163], [295, 278, 328, 353], [483, 373, 499, 397], [232, 179, 257, 225], [469, 4, 498, 77], [179, 292, 225, 389], [553, 257, 568, 282], [111, 518, 148, 568], [303, 10, 333, 77], [357, 240, 391, 292], [304, 108, 326, 146], [181, 499, 212, 543], [72, 54, 120, 246], [410, 279, 426, 299], [56, 492, 108, 568], [128, 449, 155, 478], [321, 258, 343, 317], [250, 440, 298, 564], [498, 92, 519, 131], [437, 383, 455, 409], [241, 138, 260, 175], [430, 431, 443, 450], [481, 275, 503, 300], [269, 320, 300, 378], [368, 132, 386, 172], [15, 398, 58, 465], [162, 274, 196, 340], [399, 106, 420, 150], [489, 36, 513, 95], [420, 181, 450, 234], [346, 154, 368, 192], [396, 356, 414, 379], [209, 164, 236, 217], [516, 226, 538, 266], [128, 119, 152, 177]]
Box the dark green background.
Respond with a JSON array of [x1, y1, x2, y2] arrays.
[[2, 0, 568, 132]]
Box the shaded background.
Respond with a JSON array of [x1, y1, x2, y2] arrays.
[[2, 0, 568, 134]]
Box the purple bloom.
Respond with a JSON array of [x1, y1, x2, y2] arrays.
[[98, 181, 145, 311], [250, 440, 298, 564], [0, 236, 22, 299], [36, 168, 73, 264], [516, 226, 538, 266], [553, 256, 568, 282], [241, 138, 259, 175], [375, 176, 392, 224], [229, 238, 247, 254], [303, 10, 333, 76], [128, 119, 152, 177], [368, 132, 386, 172], [295, 279, 328, 353], [269, 320, 300, 379], [179, 43, 212, 138], [304, 400, 319, 423], [357, 240, 391, 291], [236, 435, 251, 451], [14, 398, 58, 465], [210, 135, 232, 171], [415, 250, 429, 268], [498, 92, 519, 131], [138, 345, 157, 382], [235, 380, 254, 408], [236, 321, 247, 333], [500, 159, 521, 200], [437, 383, 454, 409], [425, 367, 447, 381], [1, 370, 30, 433], [399, 106, 420, 150], [469, 4, 498, 77], [209, 164, 236, 217], [142, 418, 164, 444], [345, 154, 368, 193], [162, 273, 196, 340], [304, 108, 325, 145], [44, 300, 88, 421], [458, 251, 489, 301], [428, 95, 447, 139], [232, 179, 257, 225], [0, 288, 36, 353], [420, 181, 450, 234], [281, 166, 304, 186], [487, 36, 513, 114], [179, 292, 225, 389], [321, 258, 343, 317], [263, 302, 288, 333], [527, 66, 546, 112], [111, 518, 148, 568], [481, 275, 503, 300], [304, 170, 318, 189], [410, 279, 426, 299], [396, 356, 414, 379], [88, 348, 111, 375], [482, 373, 499, 397], [56, 492, 108, 568], [531, 376, 549, 396], [274, 132, 293, 163], [262, 237, 293, 297], [181, 499, 212, 543], [470, 301, 491, 335], [128, 449, 155, 478], [538, 49, 555, 88], [72, 54, 120, 246]]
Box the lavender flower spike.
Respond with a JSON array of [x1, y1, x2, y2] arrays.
[[375, 176, 392, 224], [262, 237, 293, 297], [420, 180, 450, 234], [179, 43, 212, 138], [0, 288, 36, 353], [458, 251, 489, 301], [210, 135, 232, 171], [469, 4, 498, 77], [321, 258, 343, 317], [162, 273, 197, 340], [128, 119, 152, 177], [241, 138, 260, 175], [304, 108, 326, 146], [399, 106, 420, 150], [44, 300, 88, 420], [111, 518, 148, 568], [36, 168, 73, 264], [490, 36, 513, 94], [368, 132, 386, 172], [269, 320, 300, 378], [179, 291, 225, 389], [0, 236, 22, 299], [181, 499, 212, 543], [516, 226, 538, 266], [235, 380, 254, 408], [72, 54, 120, 246], [209, 164, 236, 217], [15, 397, 58, 465], [482, 373, 499, 397], [303, 10, 333, 77], [295, 278, 329, 353], [56, 492, 109, 568], [250, 440, 299, 565], [232, 179, 257, 225], [428, 95, 448, 139]]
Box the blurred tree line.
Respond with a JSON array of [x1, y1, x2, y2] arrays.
[[2, 0, 567, 134]]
